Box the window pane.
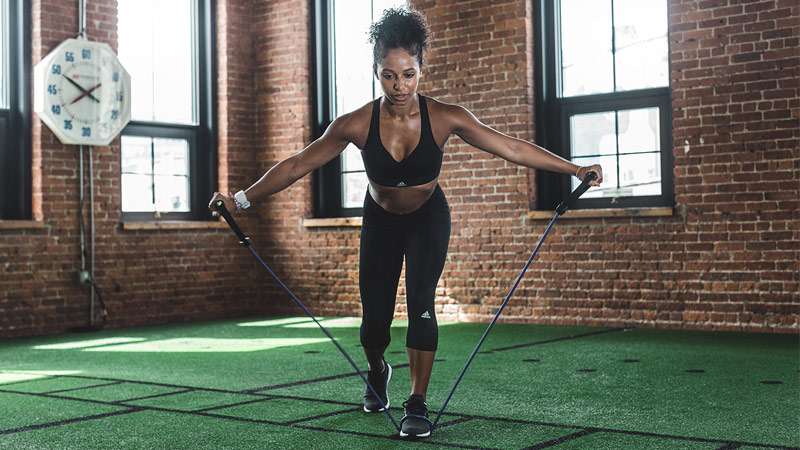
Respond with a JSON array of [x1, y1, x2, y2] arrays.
[[121, 174, 154, 211], [154, 175, 190, 212], [560, 0, 613, 96], [332, 1, 374, 116], [619, 152, 661, 194], [342, 171, 368, 209], [120, 136, 151, 174], [571, 108, 663, 199], [618, 107, 660, 154], [614, 0, 669, 91], [153, 138, 189, 176], [570, 111, 616, 158], [0, 0, 7, 108], [341, 143, 364, 172], [118, 0, 196, 124], [121, 136, 190, 212]]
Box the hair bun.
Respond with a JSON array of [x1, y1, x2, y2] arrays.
[[369, 7, 430, 67]]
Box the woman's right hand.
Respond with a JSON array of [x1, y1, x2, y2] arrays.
[[208, 192, 237, 218]]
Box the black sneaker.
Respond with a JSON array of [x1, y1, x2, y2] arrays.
[[363, 361, 391, 412], [400, 394, 432, 438]]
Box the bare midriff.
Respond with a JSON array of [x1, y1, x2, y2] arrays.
[[368, 177, 439, 214]]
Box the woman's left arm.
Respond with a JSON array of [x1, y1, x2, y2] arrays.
[[447, 104, 603, 185]]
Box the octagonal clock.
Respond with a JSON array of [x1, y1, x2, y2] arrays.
[[34, 38, 131, 146]]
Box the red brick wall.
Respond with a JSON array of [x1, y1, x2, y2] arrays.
[[1, 0, 797, 337]]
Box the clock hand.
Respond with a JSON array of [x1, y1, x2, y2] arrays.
[[61, 74, 101, 103], [68, 82, 102, 105]]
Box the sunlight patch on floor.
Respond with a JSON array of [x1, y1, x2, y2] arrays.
[[0, 370, 83, 385], [34, 337, 147, 350], [81, 337, 329, 353]]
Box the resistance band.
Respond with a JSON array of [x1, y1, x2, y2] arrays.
[[214, 201, 401, 433], [432, 172, 598, 429]]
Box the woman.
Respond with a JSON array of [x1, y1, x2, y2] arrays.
[[209, 7, 602, 439]]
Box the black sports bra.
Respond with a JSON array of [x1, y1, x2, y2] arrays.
[[361, 95, 443, 188]]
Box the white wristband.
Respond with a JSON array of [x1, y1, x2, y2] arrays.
[[234, 190, 251, 210]]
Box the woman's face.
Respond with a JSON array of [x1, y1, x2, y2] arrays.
[[375, 47, 421, 106]]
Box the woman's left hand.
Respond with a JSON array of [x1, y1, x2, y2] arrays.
[[577, 165, 603, 186]]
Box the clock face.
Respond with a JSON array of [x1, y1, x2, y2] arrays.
[[34, 38, 131, 146]]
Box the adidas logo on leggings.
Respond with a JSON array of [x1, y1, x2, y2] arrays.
[[421, 311, 431, 319]]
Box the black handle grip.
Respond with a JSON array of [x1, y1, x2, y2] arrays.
[[214, 200, 250, 246], [556, 171, 597, 215]]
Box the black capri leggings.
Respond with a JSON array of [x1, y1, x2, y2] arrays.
[[359, 184, 451, 352]]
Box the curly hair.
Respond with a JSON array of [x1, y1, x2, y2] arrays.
[[368, 7, 430, 69]]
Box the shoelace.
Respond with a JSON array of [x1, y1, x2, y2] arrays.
[[365, 369, 385, 398], [403, 397, 428, 416]]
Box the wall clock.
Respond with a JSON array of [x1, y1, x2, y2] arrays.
[[33, 38, 131, 146]]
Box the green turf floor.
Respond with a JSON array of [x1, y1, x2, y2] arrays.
[[0, 317, 797, 449]]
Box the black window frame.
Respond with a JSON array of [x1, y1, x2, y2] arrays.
[[119, 0, 216, 222], [534, 0, 674, 211], [0, 0, 31, 220], [311, 0, 363, 218]]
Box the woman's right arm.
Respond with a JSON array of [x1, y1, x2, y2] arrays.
[[209, 114, 357, 215]]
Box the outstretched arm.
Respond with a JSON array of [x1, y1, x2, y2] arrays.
[[209, 113, 357, 215], [447, 104, 603, 185]]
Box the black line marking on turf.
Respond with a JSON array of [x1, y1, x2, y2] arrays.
[[434, 416, 474, 429], [2, 374, 799, 450], [523, 429, 599, 449], [117, 388, 195, 403], [283, 406, 362, 425], [622, 359, 639, 363], [241, 363, 411, 394], [43, 381, 123, 395], [0, 408, 142, 435], [577, 369, 596, 373], [490, 327, 626, 352], [685, 369, 705, 373], [715, 443, 744, 450], [193, 396, 277, 413], [522, 359, 540, 362], [760, 381, 783, 385]]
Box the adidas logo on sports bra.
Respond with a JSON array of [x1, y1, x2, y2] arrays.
[[421, 311, 431, 319], [396, 181, 407, 187]]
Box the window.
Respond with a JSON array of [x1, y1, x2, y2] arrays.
[[117, 0, 215, 220], [312, 0, 405, 218], [535, 0, 673, 210], [0, 0, 31, 219]]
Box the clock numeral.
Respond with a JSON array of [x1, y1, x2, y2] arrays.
[[51, 64, 61, 75], [63, 120, 73, 130], [82, 49, 92, 60], [65, 52, 74, 62], [81, 127, 91, 137], [51, 105, 61, 115], [47, 84, 57, 95], [112, 72, 119, 82], [111, 110, 119, 120], [116, 92, 124, 101]]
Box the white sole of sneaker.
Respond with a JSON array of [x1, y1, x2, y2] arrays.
[[363, 363, 392, 412], [399, 430, 431, 438]]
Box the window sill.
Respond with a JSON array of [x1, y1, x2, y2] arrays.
[[0, 220, 46, 230], [303, 217, 362, 228], [528, 207, 673, 220], [121, 220, 230, 231]]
